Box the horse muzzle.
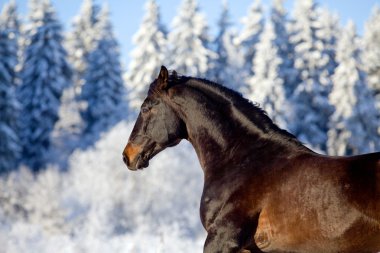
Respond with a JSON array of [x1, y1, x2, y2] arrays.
[[123, 142, 149, 170]]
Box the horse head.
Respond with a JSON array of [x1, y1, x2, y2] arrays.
[[122, 66, 187, 170]]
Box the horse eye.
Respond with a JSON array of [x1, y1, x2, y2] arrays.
[[141, 107, 149, 114]]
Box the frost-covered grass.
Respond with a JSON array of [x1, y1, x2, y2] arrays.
[[0, 121, 206, 252]]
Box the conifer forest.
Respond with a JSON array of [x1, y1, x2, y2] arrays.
[[0, 0, 379, 252]]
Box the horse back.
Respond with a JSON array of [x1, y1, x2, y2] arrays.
[[342, 152, 380, 220], [346, 151, 380, 166], [300, 152, 380, 220]]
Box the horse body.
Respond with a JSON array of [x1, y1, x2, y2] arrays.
[[123, 66, 380, 253], [199, 139, 380, 252], [249, 153, 380, 253]]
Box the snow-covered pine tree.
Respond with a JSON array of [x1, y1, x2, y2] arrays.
[[18, 0, 72, 171], [289, 0, 334, 152], [54, 0, 99, 151], [0, 0, 21, 173], [210, 0, 245, 91], [270, 0, 298, 98], [316, 7, 339, 75], [18, 0, 38, 56], [0, 0, 20, 36], [126, 0, 167, 110], [362, 5, 380, 109], [168, 0, 214, 77], [66, 0, 100, 90], [79, 4, 127, 146], [1, 0, 21, 63], [235, 0, 264, 75], [210, 0, 230, 85], [248, 20, 290, 130], [0, 0, 21, 89], [327, 21, 380, 156]]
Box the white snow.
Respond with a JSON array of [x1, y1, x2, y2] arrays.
[[0, 121, 206, 253]]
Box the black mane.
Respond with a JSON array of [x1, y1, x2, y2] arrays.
[[164, 73, 304, 148]]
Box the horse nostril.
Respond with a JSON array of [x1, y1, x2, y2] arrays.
[[123, 154, 129, 165]]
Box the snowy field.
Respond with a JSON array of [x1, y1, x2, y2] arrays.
[[0, 122, 206, 253]]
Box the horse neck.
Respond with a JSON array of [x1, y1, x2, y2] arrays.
[[169, 84, 308, 176]]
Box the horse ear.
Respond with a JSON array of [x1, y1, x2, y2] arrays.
[[171, 70, 178, 79], [157, 66, 169, 90]]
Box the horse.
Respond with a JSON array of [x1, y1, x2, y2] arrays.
[[122, 66, 380, 253]]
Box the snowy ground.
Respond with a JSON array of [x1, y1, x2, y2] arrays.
[[0, 121, 206, 253]]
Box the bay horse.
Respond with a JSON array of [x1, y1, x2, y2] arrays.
[[122, 66, 380, 253]]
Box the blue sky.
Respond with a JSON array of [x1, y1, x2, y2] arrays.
[[1, 0, 379, 67]]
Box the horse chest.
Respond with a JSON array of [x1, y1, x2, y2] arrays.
[[200, 182, 248, 231], [200, 194, 234, 231]]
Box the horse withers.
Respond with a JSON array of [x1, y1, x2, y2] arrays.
[[123, 66, 380, 253]]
